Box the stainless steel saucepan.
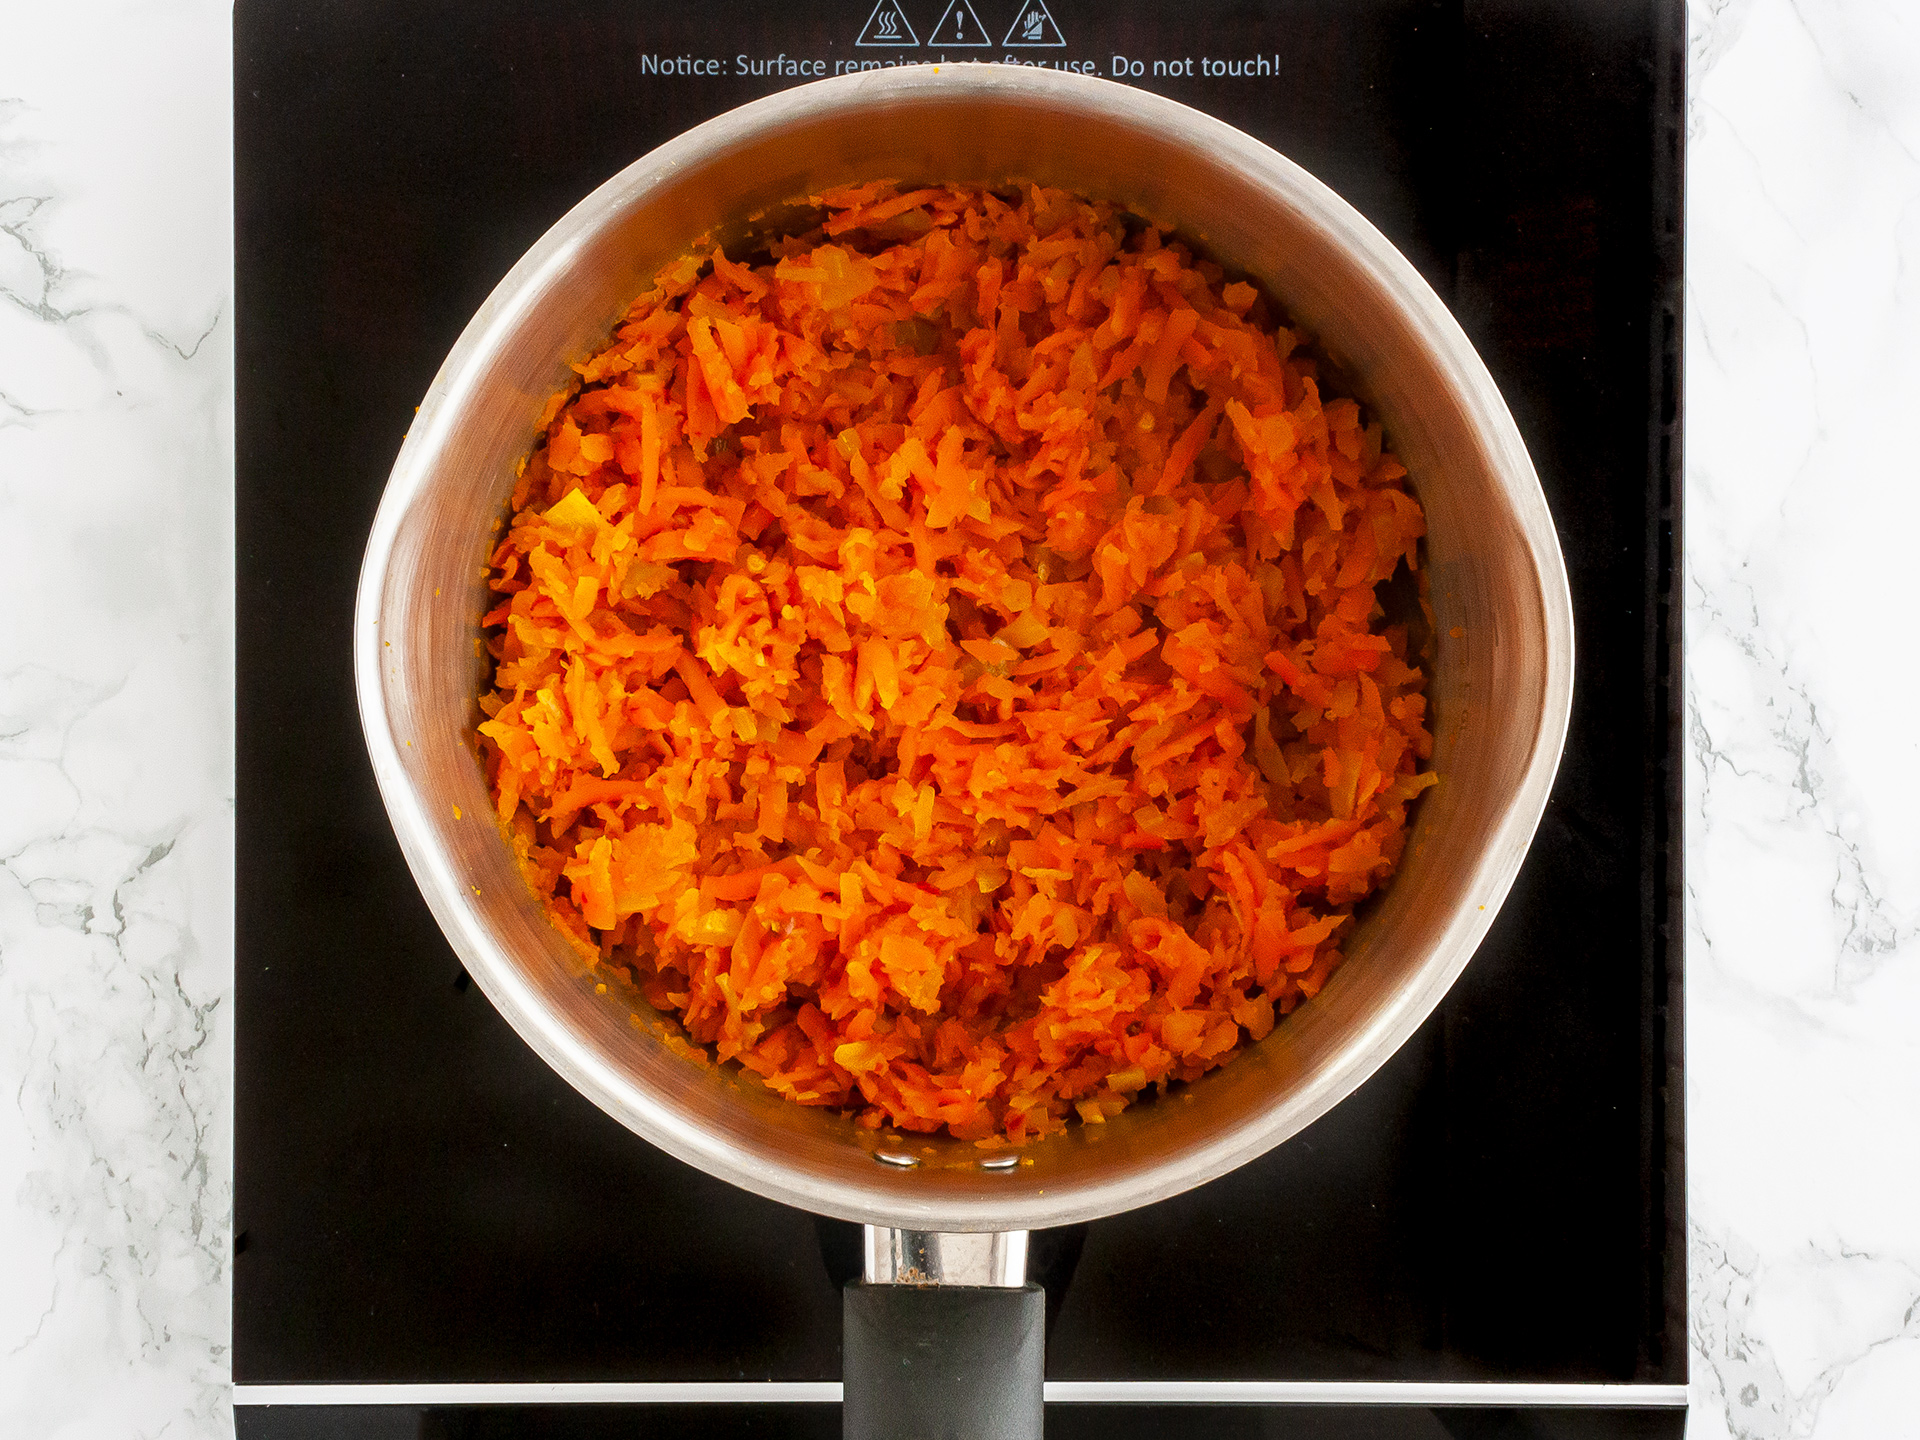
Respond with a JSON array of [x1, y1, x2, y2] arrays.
[[354, 65, 1573, 1440]]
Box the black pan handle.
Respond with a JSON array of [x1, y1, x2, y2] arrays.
[[843, 1280, 1046, 1440]]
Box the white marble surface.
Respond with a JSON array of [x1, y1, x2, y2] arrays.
[[0, 0, 1914, 1435], [1685, 0, 1920, 1433], [0, 3, 232, 1437]]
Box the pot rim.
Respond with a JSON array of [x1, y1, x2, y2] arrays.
[[354, 63, 1575, 1230]]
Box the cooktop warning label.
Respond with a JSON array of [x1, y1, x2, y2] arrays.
[[856, 0, 918, 46], [927, 0, 991, 46], [638, 2, 1301, 83], [858, 0, 1064, 51], [1002, 0, 1064, 46]]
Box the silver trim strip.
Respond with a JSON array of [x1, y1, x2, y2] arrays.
[[234, 1381, 1689, 1407]]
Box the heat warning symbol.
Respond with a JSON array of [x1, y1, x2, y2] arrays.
[[856, 0, 919, 46], [1002, 0, 1064, 46], [928, 0, 991, 46]]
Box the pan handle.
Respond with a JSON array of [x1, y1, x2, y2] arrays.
[[843, 1228, 1043, 1440]]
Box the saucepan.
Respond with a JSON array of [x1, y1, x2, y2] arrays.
[[354, 65, 1573, 1440]]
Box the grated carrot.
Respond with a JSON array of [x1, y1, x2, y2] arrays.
[[477, 183, 1434, 1145]]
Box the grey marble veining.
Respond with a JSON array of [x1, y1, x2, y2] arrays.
[[1686, 0, 1920, 1434], [0, 0, 1915, 1435], [0, 4, 232, 1436]]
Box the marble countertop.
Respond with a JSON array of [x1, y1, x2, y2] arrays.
[[1, 1, 1914, 1435]]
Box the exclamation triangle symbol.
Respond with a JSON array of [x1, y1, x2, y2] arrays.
[[929, 0, 991, 46], [856, 0, 919, 46], [1002, 0, 1064, 46]]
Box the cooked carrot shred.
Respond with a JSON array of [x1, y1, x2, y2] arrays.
[[476, 183, 1434, 1144]]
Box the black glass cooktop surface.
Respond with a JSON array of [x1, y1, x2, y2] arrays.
[[234, 0, 1684, 1434]]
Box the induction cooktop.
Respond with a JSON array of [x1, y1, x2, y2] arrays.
[[232, 2, 1686, 1436]]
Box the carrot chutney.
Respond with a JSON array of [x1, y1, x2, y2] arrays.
[[476, 182, 1434, 1145]]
